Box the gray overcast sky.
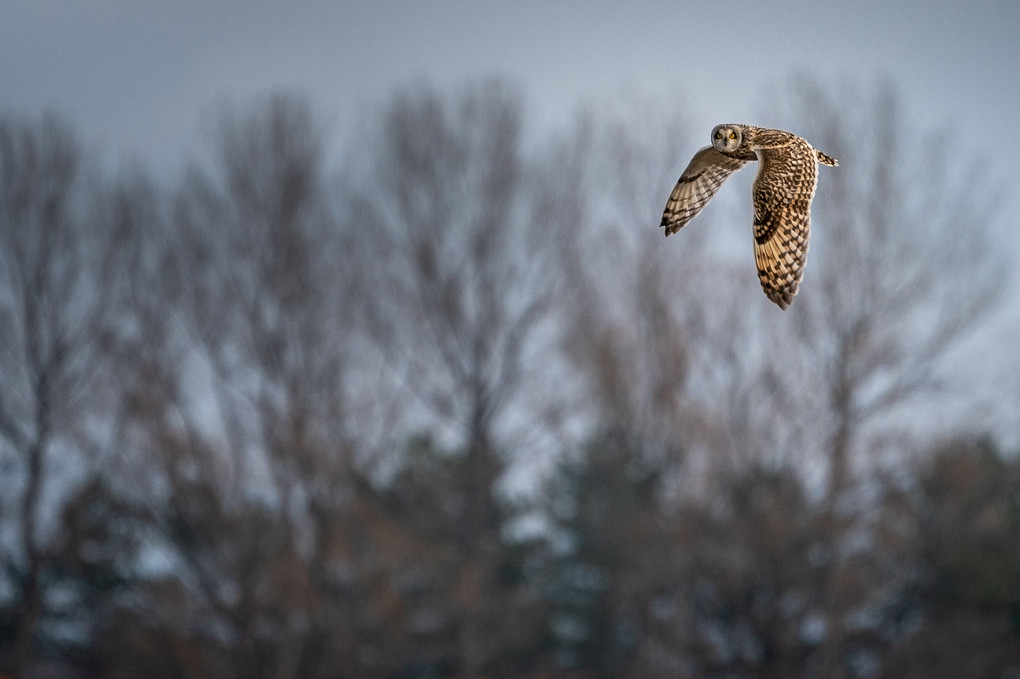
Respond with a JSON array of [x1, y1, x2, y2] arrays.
[[2, 1, 1018, 170], [2, 1, 1019, 284], [2, 0, 1018, 430]]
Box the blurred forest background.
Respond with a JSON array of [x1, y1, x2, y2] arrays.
[[1, 77, 1018, 679]]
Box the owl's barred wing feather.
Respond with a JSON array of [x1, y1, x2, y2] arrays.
[[660, 147, 750, 236], [816, 149, 838, 167], [751, 142, 819, 309]]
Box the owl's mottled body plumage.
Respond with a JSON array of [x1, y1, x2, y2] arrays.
[[660, 124, 837, 309]]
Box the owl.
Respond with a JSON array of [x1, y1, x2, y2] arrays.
[[660, 124, 838, 309]]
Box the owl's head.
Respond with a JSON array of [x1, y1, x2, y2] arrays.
[[711, 124, 742, 153]]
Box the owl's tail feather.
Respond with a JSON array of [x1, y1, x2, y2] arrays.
[[816, 150, 838, 167]]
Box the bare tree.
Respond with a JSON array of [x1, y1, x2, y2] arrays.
[[118, 94, 367, 679], [771, 80, 1001, 500], [347, 80, 559, 677], [0, 114, 128, 677], [537, 106, 714, 492], [172, 94, 353, 494]]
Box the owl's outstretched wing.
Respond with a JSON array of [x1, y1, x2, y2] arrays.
[[660, 146, 751, 236], [751, 142, 819, 309]]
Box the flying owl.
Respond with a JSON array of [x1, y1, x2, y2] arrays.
[[660, 124, 838, 309]]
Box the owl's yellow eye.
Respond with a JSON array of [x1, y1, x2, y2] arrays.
[[714, 131, 721, 139], [729, 132, 737, 139]]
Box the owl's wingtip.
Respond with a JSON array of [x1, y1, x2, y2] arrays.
[[765, 289, 795, 310], [816, 150, 839, 167]]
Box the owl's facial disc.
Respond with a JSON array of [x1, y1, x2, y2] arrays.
[[711, 125, 741, 153]]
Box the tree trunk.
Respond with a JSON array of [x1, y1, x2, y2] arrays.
[[457, 392, 498, 679], [11, 435, 47, 679], [815, 379, 854, 679]]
